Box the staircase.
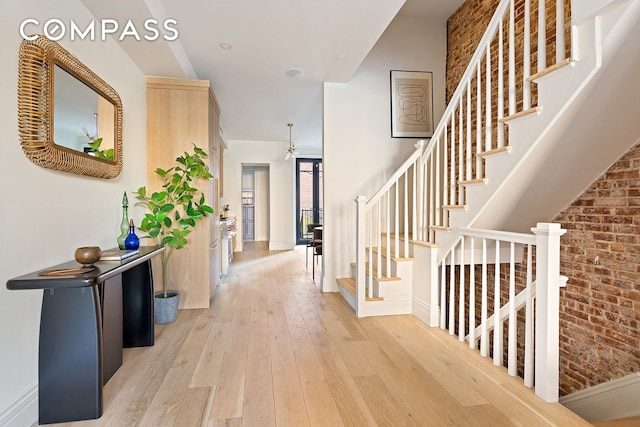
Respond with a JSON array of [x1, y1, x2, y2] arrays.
[[336, 0, 640, 404]]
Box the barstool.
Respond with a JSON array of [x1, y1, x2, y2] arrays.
[[306, 223, 322, 269], [312, 226, 322, 280]]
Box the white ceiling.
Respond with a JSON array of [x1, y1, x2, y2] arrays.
[[81, 0, 463, 149]]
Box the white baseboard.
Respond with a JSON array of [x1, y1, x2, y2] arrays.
[[0, 385, 37, 427], [412, 297, 439, 327], [560, 373, 640, 422]]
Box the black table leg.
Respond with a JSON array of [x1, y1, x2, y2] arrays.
[[122, 260, 155, 347], [101, 275, 123, 384], [39, 286, 103, 424]]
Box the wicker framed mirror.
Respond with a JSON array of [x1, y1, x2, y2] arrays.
[[18, 35, 122, 179]]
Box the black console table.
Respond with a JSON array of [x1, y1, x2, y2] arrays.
[[6, 246, 164, 425]]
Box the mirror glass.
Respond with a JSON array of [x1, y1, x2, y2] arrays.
[[54, 65, 116, 159], [18, 35, 122, 179]]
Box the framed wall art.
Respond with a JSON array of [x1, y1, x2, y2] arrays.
[[390, 70, 434, 138]]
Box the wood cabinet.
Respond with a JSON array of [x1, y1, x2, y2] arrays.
[[146, 77, 222, 309]]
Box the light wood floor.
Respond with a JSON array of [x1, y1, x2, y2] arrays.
[[49, 241, 593, 426]]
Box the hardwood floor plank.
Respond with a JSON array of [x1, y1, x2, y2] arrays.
[[353, 375, 417, 427], [208, 308, 251, 422], [357, 317, 483, 426], [267, 287, 311, 426], [242, 285, 276, 427], [174, 387, 211, 427], [279, 277, 344, 427], [379, 315, 489, 407], [190, 320, 232, 389], [208, 418, 242, 427], [299, 296, 379, 427], [139, 309, 216, 426]]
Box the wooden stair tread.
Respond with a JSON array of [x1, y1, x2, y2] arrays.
[[336, 277, 384, 302], [379, 233, 439, 248], [478, 146, 512, 158], [527, 58, 574, 82], [458, 178, 487, 186], [429, 225, 451, 231], [366, 246, 413, 262], [443, 204, 468, 210], [499, 106, 542, 123], [350, 262, 404, 282]]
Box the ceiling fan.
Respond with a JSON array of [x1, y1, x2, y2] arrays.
[[284, 122, 299, 160]]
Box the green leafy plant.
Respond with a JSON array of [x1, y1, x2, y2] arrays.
[[135, 144, 214, 297], [87, 137, 114, 160], [83, 126, 114, 161]]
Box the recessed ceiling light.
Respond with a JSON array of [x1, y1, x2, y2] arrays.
[[286, 68, 304, 78], [219, 42, 232, 50], [336, 54, 346, 60]]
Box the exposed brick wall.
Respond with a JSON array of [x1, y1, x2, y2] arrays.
[[554, 143, 640, 395], [446, 0, 640, 396]]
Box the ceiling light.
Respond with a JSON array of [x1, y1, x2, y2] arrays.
[[285, 123, 299, 160], [219, 42, 232, 50], [286, 68, 304, 78], [336, 54, 346, 60]]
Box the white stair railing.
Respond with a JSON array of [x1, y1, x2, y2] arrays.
[[416, 0, 568, 245], [439, 223, 566, 402], [354, 0, 569, 305]]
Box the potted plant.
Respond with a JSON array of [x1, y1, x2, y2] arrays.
[[135, 144, 214, 324]]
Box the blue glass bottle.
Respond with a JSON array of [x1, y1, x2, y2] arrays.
[[124, 219, 140, 250]]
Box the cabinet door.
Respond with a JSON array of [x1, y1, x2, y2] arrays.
[[209, 241, 221, 296]]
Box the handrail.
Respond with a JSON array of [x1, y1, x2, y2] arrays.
[[365, 140, 424, 208], [424, 0, 513, 154]]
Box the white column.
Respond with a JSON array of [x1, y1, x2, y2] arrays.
[[532, 222, 566, 402], [355, 196, 368, 317]]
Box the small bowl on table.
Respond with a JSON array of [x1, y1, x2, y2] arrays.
[[74, 246, 102, 267]]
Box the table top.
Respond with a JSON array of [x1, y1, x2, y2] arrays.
[[7, 246, 164, 291]]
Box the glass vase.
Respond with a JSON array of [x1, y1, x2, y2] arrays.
[[117, 192, 129, 249], [124, 219, 140, 250]]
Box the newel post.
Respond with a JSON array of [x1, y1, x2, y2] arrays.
[[355, 196, 368, 317], [532, 222, 566, 402]]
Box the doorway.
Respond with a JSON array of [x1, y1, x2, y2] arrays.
[[242, 165, 270, 242], [296, 158, 323, 245]]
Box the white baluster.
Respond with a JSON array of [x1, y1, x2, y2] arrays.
[[524, 243, 534, 387], [466, 81, 472, 181], [485, 46, 492, 152], [476, 63, 483, 179], [459, 236, 466, 341], [493, 240, 502, 367], [449, 248, 456, 335], [440, 259, 447, 329], [538, 0, 547, 72], [498, 17, 505, 148], [508, 241, 517, 376], [469, 236, 476, 349], [480, 238, 489, 357], [523, 0, 532, 110], [556, 0, 565, 64], [508, 0, 516, 116]]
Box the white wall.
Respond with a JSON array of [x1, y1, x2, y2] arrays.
[[571, 0, 618, 22], [221, 140, 295, 251], [322, 14, 447, 292], [0, 2, 147, 425], [254, 166, 270, 241]]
